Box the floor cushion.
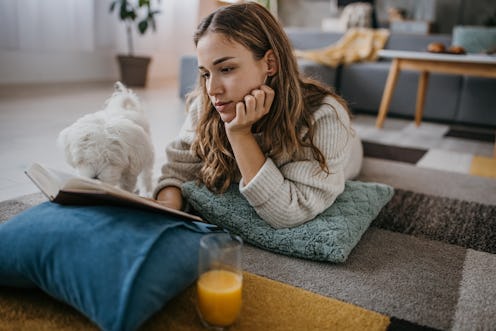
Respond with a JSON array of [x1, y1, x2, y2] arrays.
[[182, 180, 394, 263], [0, 202, 220, 331]]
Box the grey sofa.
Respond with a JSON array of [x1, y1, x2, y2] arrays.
[[179, 28, 496, 127]]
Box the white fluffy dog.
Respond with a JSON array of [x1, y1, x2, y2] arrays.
[[57, 82, 154, 195]]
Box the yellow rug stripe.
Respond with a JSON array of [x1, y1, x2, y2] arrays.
[[0, 272, 391, 330], [470, 156, 496, 179], [145, 272, 391, 331]]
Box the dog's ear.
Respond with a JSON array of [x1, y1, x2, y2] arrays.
[[114, 81, 126, 92]]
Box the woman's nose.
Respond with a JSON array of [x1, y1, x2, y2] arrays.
[[207, 76, 222, 96]]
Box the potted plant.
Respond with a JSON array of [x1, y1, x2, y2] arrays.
[[109, 0, 161, 87]]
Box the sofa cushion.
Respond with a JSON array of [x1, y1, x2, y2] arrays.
[[385, 33, 452, 52], [285, 28, 342, 50], [456, 76, 496, 126], [340, 61, 461, 121], [179, 55, 198, 99], [453, 26, 496, 53], [298, 58, 339, 88]]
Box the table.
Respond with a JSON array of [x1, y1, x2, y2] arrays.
[[375, 50, 496, 156]]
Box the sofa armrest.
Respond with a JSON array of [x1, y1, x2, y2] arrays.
[[179, 55, 198, 99]]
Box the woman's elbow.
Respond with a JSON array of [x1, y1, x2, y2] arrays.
[[261, 210, 315, 229]]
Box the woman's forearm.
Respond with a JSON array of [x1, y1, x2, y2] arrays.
[[156, 186, 183, 210], [227, 132, 266, 186]]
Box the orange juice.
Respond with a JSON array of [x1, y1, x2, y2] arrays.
[[197, 269, 242, 326]]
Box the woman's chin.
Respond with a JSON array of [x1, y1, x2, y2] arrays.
[[219, 113, 236, 123]]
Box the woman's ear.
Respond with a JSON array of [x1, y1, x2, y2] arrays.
[[264, 49, 278, 76]]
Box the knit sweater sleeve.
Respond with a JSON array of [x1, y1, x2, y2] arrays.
[[153, 99, 202, 199], [239, 96, 354, 228]]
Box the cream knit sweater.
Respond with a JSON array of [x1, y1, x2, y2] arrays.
[[154, 95, 363, 228]]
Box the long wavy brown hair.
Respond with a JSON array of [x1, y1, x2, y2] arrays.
[[190, 2, 349, 193]]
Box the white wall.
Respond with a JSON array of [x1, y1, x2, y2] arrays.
[[0, 0, 199, 84], [278, 0, 496, 34]]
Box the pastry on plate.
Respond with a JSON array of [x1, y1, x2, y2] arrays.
[[427, 42, 445, 53], [447, 45, 466, 55]]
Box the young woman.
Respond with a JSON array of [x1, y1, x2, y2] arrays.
[[154, 2, 363, 228]]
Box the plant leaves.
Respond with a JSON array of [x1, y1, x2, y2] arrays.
[[138, 20, 148, 34], [113, 0, 160, 33], [109, 1, 117, 13]]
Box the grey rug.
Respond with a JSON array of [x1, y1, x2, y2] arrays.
[[2, 158, 496, 331], [0, 193, 46, 223], [373, 188, 496, 254], [242, 159, 496, 331]]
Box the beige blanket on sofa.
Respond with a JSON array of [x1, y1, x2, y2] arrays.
[[294, 28, 390, 67]]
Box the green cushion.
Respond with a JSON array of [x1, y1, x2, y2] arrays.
[[182, 180, 394, 263], [452, 26, 496, 53]]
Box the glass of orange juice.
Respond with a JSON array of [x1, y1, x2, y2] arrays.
[[197, 233, 243, 330]]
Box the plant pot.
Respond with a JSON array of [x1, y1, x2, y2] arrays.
[[117, 55, 151, 87]]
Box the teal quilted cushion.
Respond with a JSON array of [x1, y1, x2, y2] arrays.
[[182, 180, 394, 263], [452, 26, 496, 53]]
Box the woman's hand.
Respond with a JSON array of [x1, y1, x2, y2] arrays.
[[224, 84, 274, 185], [225, 84, 275, 136]]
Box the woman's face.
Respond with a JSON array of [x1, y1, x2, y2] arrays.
[[197, 32, 268, 123]]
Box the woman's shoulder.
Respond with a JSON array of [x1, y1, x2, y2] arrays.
[[312, 95, 350, 123], [185, 94, 203, 123]]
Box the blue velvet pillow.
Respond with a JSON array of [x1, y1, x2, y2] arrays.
[[0, 202, 220, 331], [182, 180, 394, 263]]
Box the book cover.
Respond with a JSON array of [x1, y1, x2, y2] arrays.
[[25, 162, 203, 222]]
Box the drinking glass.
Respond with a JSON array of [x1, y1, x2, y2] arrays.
[[197, 233, 243, 330]]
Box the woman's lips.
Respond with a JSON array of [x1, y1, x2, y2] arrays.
[[214, 101, 232, 113]]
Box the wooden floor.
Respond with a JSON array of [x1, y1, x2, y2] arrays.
[[0, 80, 494, 201]]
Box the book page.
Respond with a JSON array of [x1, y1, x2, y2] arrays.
[[25, 163, 65, 200]]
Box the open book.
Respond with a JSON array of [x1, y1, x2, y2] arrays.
[[25, 162, 203, 222]]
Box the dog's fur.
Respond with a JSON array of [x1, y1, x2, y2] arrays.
[[57, 82, 154, 195]]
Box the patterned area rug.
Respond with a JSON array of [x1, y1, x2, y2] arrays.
[[374, 189, 496, 253], [1, 156, 495, 330], [362, 139, 496, 179], [354, 115, 496, 179], [242, 158, 496, 331]]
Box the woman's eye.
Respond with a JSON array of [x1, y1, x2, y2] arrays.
[[221, 67, 234, 73], [200, 72, 210, 79]]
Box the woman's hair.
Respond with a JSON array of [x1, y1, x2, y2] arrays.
[[190, 2, 349, 193]]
